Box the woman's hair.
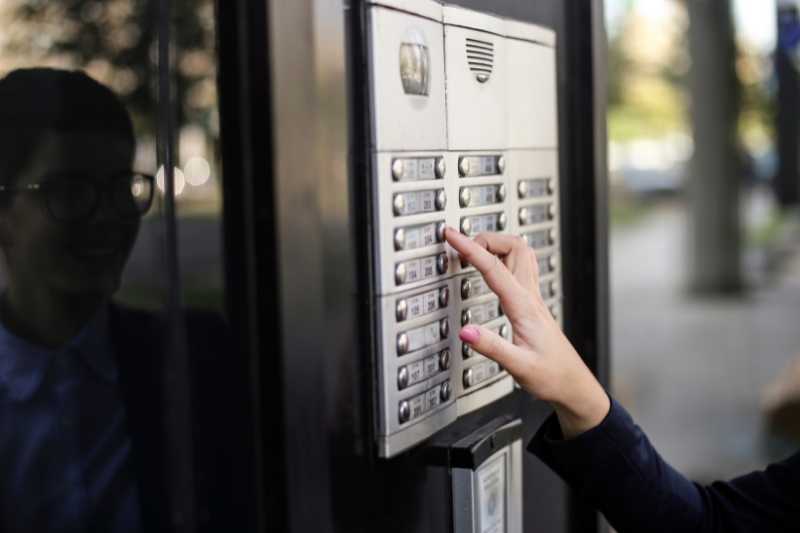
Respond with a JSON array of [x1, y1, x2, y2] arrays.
[[0, 67, 135, 187]]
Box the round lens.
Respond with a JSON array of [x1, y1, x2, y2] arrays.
[[47, 180, 95, 222]]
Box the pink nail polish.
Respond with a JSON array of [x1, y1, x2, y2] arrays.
[[460, 326, 480, 344]]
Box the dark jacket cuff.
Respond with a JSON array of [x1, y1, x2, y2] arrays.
[[527, 397, 639, 487]]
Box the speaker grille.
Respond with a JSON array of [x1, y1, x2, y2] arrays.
[[465, 37, 494, 83]]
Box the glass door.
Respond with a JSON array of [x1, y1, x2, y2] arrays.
[[0, 1, 256, 531]]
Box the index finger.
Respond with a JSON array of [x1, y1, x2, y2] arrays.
[[444, 227, 523, 303]]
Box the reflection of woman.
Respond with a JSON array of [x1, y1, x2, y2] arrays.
[[444, 228, 799, 532]]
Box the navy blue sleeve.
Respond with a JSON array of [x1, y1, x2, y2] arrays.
[[528, 398, 800, 533]]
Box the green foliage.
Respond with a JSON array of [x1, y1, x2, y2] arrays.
[[2, 0, 216, 134]]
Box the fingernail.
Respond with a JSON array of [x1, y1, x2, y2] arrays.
[[459, 326, 480, 344]]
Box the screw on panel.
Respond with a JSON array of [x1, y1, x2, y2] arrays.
[[391, 159, 404, 181], [460, 217, 472, 236], [393, 193, 406, 216], [395, 262, 408, 285], [459, 187, 472, 208], [498, 212, 507, 231], [397, 366, 409, 390], [458, 157, 471, 177], [439, 349, 451, 370], [517, 180, 529, 199], [435, 157, 446, 179], [393, 227, 406, 251], [399, 400, 410, 423], [439, 286, 450, 307], [440, 381, 451, 401], [461, 278, 472, 300], [396, 299, 408, 322], [436, 221, 446, 242], [439, 318, 449, 339], [397, 332, 409, 356], [499, 324, 509, 339], [437, 253, 449, 274], [435, 189, 447, 210], [463, 368, 473, 388]]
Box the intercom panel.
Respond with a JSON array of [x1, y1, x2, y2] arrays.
[[367, 0, 561, 457]]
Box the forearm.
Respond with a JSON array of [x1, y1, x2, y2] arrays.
[[529, 399, 800, 533]]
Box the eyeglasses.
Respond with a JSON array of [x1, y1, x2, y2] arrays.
[[0, 172, 155, 223]]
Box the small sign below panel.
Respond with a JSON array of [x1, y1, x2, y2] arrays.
[[427, 416, 523, 533], [477, 454, 507, 533]]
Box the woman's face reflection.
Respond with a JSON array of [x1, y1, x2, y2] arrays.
[[0, 131, 139, 298]]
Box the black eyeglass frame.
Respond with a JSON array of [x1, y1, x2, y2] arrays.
[[0, 172, 156, 223]]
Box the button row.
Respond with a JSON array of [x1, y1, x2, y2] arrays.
[[398, 380, 451, 424], [397, 349, 451, 390], [393, 189, 447, 217], [517, 177, 554, 199], [461, 299, 502, 326], [395, 285, 449, 322], [518, 203, 556, 226], [460, 275, 492, 300], [393, 220, 446, 252], [463, 360, 502, 389], [459, 183, 506, 208], [395, 252, 448, 286], [458, 155, 505, 177], [397, 318, 450, 356], [462, 321, 509, 358], [460, 212, 507, 236], [391, 156, 446, 182], [523, 228, 556, 249]]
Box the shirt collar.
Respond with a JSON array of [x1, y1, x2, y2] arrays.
[[0, 303, 117, 402]]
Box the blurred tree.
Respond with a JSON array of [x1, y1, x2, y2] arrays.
[[685, 0, 743, 293], [775, 2, 800, 206], [606, 3, 688, 142], [0, 0, 217, 135], [608, 16, 633, 109]]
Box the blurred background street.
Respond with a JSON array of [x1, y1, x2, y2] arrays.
[[607, 0, 800, 482]]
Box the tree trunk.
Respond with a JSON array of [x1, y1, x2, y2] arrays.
[[775, 4, 800, 207], [687, 0, 742, 293]]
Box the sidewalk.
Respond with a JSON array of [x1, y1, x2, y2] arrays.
[[610, 198, 800, 482]]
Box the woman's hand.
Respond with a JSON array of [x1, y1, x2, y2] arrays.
[[444, 227, 610, 439]]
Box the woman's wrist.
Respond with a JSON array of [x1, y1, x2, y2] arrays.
[[552, 373, 610, 440]]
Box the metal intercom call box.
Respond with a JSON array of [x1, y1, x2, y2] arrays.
[[368, 0, 562, 458]]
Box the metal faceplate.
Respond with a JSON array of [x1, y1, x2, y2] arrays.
[[443, 7, 507, 151], [368, 4, 447, 151], [369, 3, 562, 458]]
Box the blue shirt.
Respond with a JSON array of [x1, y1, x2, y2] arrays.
[[0, 306, 143, 533], [529, 398, 800, 532]]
